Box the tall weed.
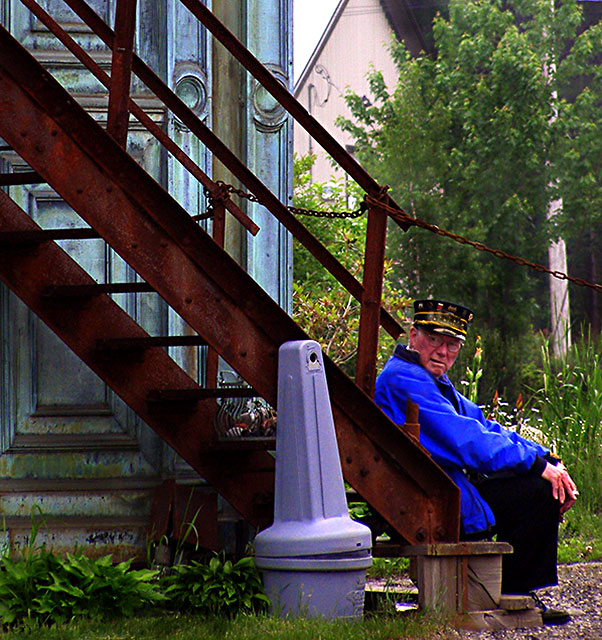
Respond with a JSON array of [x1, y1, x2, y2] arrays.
[[533, 332, 602, 512]]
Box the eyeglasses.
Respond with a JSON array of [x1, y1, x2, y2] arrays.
[[419, 329, 463, 353]]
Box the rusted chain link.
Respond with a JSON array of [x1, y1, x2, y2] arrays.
[[287, 204, 365, 219], [208, 180, 366, 219], [203, 180, 602, 294], [364, 193, 602, 294]]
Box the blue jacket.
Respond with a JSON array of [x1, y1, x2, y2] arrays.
[[375, 345, 550, 534]]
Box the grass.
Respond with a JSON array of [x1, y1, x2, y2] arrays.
[[0, 533, 599, 639], [0, 609, 448, 640], [367, 556, 410, 580], [558, 507, 602, 564]]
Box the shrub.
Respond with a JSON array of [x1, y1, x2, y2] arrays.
[[43, 554, 164, 621], [162, 553, 269, 617], [0, 516, 163, 628], [0, 549, 163, 627]]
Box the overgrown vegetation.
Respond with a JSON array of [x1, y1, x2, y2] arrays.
[[0, 512, 162, 628], [0, 513, 441, 638], [534, 331, 602, 513], [292, 154, 411, 376], [0, 510, 268, 631]]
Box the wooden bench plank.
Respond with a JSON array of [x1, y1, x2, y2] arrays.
[[400, 541, 513, 556]]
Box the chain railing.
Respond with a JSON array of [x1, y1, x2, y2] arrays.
[[204, 179, 602, 296], [363, 193, 602, 295]]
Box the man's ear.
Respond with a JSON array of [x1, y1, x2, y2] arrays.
[[408, 325, 418, 347]]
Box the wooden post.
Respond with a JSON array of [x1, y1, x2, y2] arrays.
[[107, 0, 137, 147], [403, 398, 421, 441], [400, 542, 542, 630], [355, 200, 388, 396], [205, 201, 226, 391]]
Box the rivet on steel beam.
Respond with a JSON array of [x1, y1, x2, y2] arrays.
[[76, 188, 83, 194], [435, 526, 446, 541], [106, 185, 113, 192], [359, 467, 369, 478], [35, 144, 44, 153], [51, 130, 57, 137], [160, 241, 167, 248], [240, 350, 247, 357], [346, 456, 352, 464], [131, 242, 138, 248], [185, 297, 192, 304], [399, 508, 407, 515], [373, 454, 380, 462], [415, 527, 427, 542]]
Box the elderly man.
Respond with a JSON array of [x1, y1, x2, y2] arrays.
[[375, 299, 578, 624]]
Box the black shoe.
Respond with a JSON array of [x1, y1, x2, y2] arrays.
[[542, 608, 571, 625], [530, 592, 571, 626]]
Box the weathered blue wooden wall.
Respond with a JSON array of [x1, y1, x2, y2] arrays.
[[0, 0, 292, 558]]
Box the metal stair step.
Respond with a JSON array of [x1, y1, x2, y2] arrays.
[[197, 438, 276, 451]]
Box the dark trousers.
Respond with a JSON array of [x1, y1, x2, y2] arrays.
[[471, 475, 561, 594]]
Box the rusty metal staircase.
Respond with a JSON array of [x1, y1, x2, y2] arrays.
[[0, 0, 460, 548]]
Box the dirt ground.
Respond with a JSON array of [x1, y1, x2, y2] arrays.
[[441, 561, 602, 640]]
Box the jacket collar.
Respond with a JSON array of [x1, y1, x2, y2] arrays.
[[392, 343, 453, 387], [393, 343, 421, 365]]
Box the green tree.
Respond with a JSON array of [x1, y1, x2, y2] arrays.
[[338, 0, 602, 399], [552, 2, 602, 334]]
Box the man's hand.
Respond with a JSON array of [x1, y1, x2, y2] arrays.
[[541, 461, 579, 516]]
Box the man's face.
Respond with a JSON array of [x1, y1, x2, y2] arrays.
[[408, 326, 462, 378]]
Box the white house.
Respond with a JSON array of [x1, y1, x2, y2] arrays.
[[294, 0, 443, 184]]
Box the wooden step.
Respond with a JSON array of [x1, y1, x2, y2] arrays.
[[43, 282, 154, 297], [0, 228, 100, 245], [96, 335, 207, 352], [0, 170, 45, 186], [399, 542, 514, 556], [459, 607, 542, 631], [198, 438, 276, 452], [498, 594, 536, 610], [147, 387, 259, 403]]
